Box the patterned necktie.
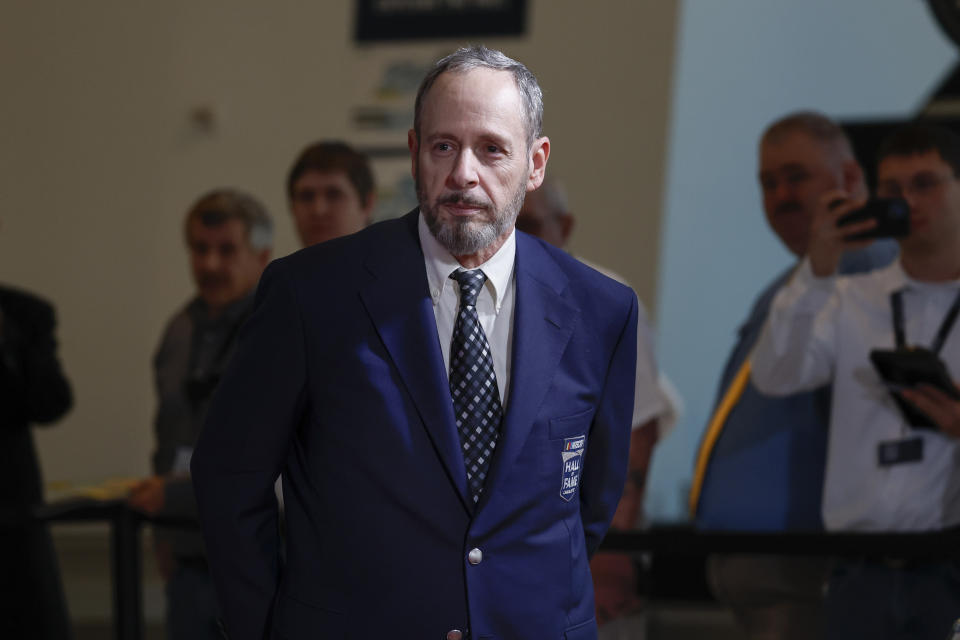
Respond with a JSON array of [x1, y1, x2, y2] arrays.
[[449, 269, 503, 504]]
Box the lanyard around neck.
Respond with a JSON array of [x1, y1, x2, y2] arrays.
[[891, 289, 960, 353]]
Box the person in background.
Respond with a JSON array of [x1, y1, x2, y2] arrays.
[[0, 280, 73, 639], [191, 46, 638, 640], [517, 178, 680, 638], [689, 111, 896, 640], [127, 189, 272, 640], [286, 140, 375, 247], [753, 122, 960, 639]]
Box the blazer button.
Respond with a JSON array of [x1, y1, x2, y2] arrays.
[[446, 630, 463, 640], [468, 548, 483, 565]]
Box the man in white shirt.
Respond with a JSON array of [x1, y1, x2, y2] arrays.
[[517, 178, 679, 637], [753, 123, 960, 639]]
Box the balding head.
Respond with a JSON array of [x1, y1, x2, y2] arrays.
[[758, 111, 865, 257]]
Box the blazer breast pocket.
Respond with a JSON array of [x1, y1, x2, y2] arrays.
[[548, 407, 594, 440], [542, 407, 594, 501]]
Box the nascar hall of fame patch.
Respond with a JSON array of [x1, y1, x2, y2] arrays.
[[560, 435, 586, 501]]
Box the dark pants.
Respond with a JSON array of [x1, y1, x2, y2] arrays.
[[707, 554, 830, 640], [825, 560, 960, 640], [0, 522, 73, 640]]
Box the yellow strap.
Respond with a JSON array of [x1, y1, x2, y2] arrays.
[[688, 358, 752, 517]]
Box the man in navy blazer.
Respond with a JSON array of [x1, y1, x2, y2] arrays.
[[191, 46, 638, 640]]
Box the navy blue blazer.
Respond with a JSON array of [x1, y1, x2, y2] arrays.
[[192, 211, 638, 640]]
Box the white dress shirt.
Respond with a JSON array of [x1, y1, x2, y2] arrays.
[[577, 257, 679, 437], [418, 212, 515, 408], [752, 257, 960, 532]]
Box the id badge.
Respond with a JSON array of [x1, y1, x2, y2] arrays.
[[877, 437, 924, 466], [172, 446, 194, 473]]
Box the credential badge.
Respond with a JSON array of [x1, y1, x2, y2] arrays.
[[560, 435, 587, 501]]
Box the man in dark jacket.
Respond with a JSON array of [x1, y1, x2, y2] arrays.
[[0, 285, 73, 639]]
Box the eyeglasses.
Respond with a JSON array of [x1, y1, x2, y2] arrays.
[[876, 171, 957, 200]]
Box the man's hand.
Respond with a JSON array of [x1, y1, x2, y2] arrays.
[[127, 475, 166, 516], [591, 552, 643, 626], [899, 383, 960, 438], [609, 420, 658, 531], [808, 189, 874, 277]]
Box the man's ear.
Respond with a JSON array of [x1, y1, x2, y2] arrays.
[[527, 136, 550, 191], [408, 129, 418, 181], [361, 193, 376, 226]]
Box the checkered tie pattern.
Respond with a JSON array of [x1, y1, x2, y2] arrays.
[[449, 268, 503, 504]]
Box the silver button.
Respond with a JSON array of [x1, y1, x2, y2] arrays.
[[467, 547, 483, 565], [446, 630, 463, 640]]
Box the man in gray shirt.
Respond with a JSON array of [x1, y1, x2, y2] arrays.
[[128, 189, 272, 640]]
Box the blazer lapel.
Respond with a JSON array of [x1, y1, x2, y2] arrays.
[[482, 234, 580, 506], [358, 212, 472, 514]]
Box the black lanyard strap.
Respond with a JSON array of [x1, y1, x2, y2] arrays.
[[890, 288, 960, 353]]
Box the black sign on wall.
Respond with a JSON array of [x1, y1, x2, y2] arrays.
[[355, 0, 527, 42]]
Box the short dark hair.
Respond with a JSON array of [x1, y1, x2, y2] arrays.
[[184, 189, 273, 250], [286, 141, 374, 203], [877, 123, 960, 176], [414, 45, 543, 147]]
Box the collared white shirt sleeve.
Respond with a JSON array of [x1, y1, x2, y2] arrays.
[[752, 258, 841, 396], [418, 212, 516, 408], [752, 257, 960, 531]]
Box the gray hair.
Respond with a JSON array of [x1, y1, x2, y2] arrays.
[[414, 45, 544, 147], [761, 110, 856, 161], [184, 188, 273, 250]]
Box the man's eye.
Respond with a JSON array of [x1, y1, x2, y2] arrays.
[[912, 176, 940, 192], [785, 172, 809, 184], [486, 145, 501, 154], [435, 142, 452, 152]]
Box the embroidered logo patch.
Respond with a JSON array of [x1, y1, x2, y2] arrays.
[[560, 435, 586, 501]]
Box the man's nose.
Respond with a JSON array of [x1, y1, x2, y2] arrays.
[[309, 196, 329, 218], [447, 150, 479, 190], [199, 251, 222, 272]]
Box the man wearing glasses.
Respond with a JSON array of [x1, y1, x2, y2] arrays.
[[752, 123, 960, 639]]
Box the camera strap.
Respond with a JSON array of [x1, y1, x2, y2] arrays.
[[890, 289, 960, 353]]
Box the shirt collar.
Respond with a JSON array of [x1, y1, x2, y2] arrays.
[[883, 258, 960, 295], [189, 290, 256, 327], [418, 210, 516, 312]]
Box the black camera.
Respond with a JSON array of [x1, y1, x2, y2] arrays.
[[870, 347, 960, 429], [836, 197, 910, 240]]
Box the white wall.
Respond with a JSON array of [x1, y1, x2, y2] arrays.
[[648, 0, 957, 520], [0, 2, 678, 487]]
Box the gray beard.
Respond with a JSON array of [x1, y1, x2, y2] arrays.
[[418, 172, 527, 257]]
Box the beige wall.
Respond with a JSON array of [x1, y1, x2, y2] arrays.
[[0, 1, 678, 485]]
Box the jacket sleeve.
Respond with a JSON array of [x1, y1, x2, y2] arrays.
[[0, 293, 72, 428], [579, 289, 638, 557], [191, 259, 306, 640]]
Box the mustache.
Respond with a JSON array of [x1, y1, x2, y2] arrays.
[[773, 201, 804, 216], [197, 274, 229, 288], [437, 192, 491, 209]]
